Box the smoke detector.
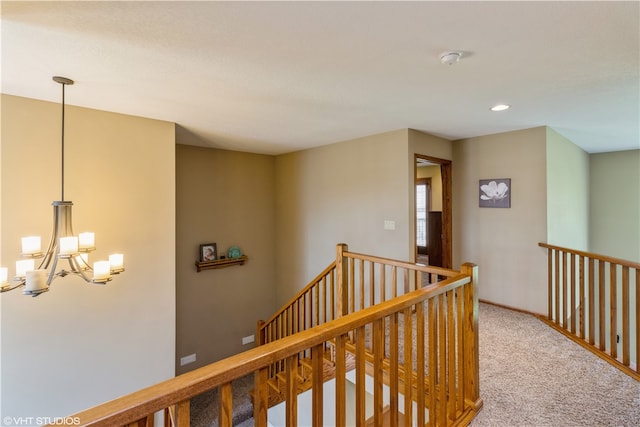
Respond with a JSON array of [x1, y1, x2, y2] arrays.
[[440, 51, 462, 65]]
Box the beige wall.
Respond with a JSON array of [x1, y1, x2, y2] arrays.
[[453, 127, 548, 314], [175, 144, 277, 373], [274, 128, 451, 305], [275, 130, 410, 305], [546, 128, 590, 249], [1, 95, 175, 418], [589, 150, 640, 262]]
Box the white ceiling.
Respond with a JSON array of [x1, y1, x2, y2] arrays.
[[2, 1, 638, 155]]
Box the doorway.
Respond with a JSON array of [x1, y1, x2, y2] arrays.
[[414, 155, 452, 268]]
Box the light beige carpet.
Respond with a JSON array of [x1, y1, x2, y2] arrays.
[[471, 303, 640, 427]]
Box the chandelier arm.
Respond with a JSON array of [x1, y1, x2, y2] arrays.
[[1, 281, 25, 293], [46, 255, 60, 286], [68, 257, 92, 283]]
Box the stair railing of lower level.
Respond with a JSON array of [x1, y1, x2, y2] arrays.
[[258, 243, 459, 346], [61, 248, 481, 427], [538, 242, 639, 380]]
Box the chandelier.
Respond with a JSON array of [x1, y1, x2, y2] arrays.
[[0, 76, 124, 296]]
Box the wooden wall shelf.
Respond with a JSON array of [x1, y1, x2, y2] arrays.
[[195, 255, 248, 272]]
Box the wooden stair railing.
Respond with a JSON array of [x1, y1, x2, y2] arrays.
[[538, 243, 639, 381], [58, 246, 481, 427], [258, 243, 460, 347]]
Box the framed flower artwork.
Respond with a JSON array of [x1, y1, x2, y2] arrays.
[[479, 178, 511, 208]]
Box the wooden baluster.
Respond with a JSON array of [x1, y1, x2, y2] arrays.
[[416, 302, 426, 427], [164, 407, 174, 427], [312, 344, 324, 427], [303, 292, 308, 332], [553, 250, 561, 325], [355, 326, 366, 426], [636, 269, 640, 374], [404, 268, 410, 295], [369, 261, 375, 306], [588, 258, 595, 345], [621, 266, 630, 366], [547, 247, 553, 320], [570, 253, 576, 334], [579, 256, 585, 339], [456, 286, 464, 413], [599, 260, 606, 351], [314, 283, 320, 326], [610, 263, 618, 358], [285, 355, 298, 427], [219, 382, 233, 427], [349, 257, 355, 315], [330, 270, 335, 320], [335, 333, 347, 427], [175, 400, 189, 427], [254, 368, 268, 427], [563, 251, 568, 329], [428, 298, 438, 426], [389, 312, 399, 427], [380, 263, 386, 303], [359, 259, 365, 311], [438, 293, 447, 424], [373, 318, 384, 426], [447, 290, 456, 421], [403, 306, 413, 426], [295, 299, 301, 335], [321, 277, 326, 324], [391, 265, 397, 298]]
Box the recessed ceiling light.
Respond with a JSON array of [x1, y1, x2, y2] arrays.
[[491, 104, 510, 111]]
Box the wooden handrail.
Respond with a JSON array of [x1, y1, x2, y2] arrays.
[[68, 271, 478, 426], [343, 249, 460, 277], [258, 244, 460, 344], [261, 261, 337, 328], [538, 242, 639, 381], [538, 242, 640, 270]]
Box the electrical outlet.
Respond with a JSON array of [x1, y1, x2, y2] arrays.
[[180, 353, 196, 366], [242, 335, 255, 345]]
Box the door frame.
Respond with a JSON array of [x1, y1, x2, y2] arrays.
[[414, 154, 452, 269]]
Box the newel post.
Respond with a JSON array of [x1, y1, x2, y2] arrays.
[[336, 243, 349, 317], [256, 320, 266, 346], [461, 262, 482, 411]]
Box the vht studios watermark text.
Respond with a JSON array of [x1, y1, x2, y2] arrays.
[[3, 416, 80, 426]]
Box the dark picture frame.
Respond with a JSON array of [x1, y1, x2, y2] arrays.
[[479, 178, 511, 208], [199, 243, 217, 262]]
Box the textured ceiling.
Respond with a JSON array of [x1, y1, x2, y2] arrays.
[[2, 1, 638, 155]]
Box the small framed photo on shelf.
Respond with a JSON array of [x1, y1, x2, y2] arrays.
[[199, 243, 217, 262]]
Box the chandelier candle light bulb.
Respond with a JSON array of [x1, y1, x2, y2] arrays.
[[93, 261, 111, 282], [0, 268, 8, 287], [15, 259, 35, 278], [21, 236, 42, 256], [25, 269, 48, 293], [78, 232, 95, 251], [59, 236, 79, 256], [109, 254, 124, 273]]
